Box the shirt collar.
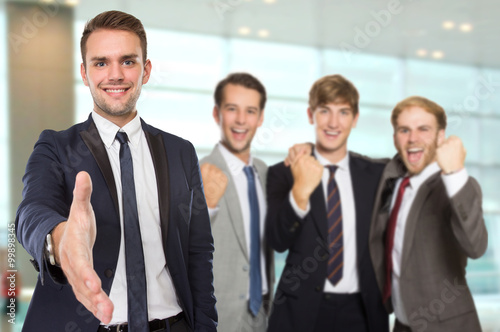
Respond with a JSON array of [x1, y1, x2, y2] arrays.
[[407, 161, 440, 189], [91, 111, 142, 148], [217, 142, 254, 176], [314, 149, 349, 171]]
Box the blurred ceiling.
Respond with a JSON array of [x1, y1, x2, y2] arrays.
[[19, 0, 500, 68]]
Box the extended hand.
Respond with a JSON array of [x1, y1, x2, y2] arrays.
[[200, 163, 228, 209], [284, 142, 313, 167], [52, 171, 114, 324], [291, 151, 323, 210], [436, 135, 466, 174]]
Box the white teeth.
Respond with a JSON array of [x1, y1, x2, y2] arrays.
[[232, 128, 247, 133], [408, 148, 423, 152], [326, 131, 340, 135], [106, 89, 126, 93]]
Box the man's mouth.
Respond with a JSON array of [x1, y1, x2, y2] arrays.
[[324, 130, 340, 138], [231, 128, 248, 139], [407, 147, 424, 163]]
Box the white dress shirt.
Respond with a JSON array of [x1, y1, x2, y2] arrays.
[[390, 161, 468, 324], [215, 143, 269, 297], [92, 111, 182, 325], [290, 151, 359, 293]]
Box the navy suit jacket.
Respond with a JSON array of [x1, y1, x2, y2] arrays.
[[265, 152, 389, 332], [16, 115, 217, 331]]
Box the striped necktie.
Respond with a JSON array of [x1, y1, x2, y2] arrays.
[[326, 165, 343, 286]]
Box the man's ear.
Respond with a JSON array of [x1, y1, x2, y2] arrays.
[[213, 105, 220, 125], [307, 108, 314, 125], [437, 129, 445, 145], [142, 59, 152, 84], [80, 63, 89, 87]]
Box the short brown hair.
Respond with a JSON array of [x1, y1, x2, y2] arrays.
[[391, 96, 447, 130], [80, 11, 147, 67], [308, 74, 359, 116], [214, 73, 267, 110]]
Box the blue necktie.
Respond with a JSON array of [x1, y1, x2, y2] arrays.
[[243, 166, 262, 317], [326, 165, 343, 286], [116, 132, 149, 331]]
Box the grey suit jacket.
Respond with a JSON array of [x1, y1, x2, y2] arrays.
[[369, 155, 488, 332], [200, 146, 274, 332]]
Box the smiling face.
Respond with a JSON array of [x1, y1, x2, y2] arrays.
[[308, 102, 359, 163], [80, 29, 151, 127], [394, 106, 445, 175], [213, 83, 264, 164]]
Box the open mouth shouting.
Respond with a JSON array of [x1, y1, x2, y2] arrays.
[[407, 147, 424, 164]]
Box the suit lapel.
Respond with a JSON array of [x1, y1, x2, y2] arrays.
[[350, 155, 373, 261], [310, 184, 328, 243], [144, 127, 170, 247], [208, 147, 249, 260], [80, 120, 119, 214], [400, 173, 440, 267]]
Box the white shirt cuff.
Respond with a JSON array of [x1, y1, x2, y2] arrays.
[[289, 191, 310, 218], [441, 168, 468, 198]]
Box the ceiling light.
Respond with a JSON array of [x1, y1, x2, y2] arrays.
[[432, 51, 444, 59], [263, 0, 276, 3], [416, 49, 427, 57], [258, 29, 269, 38], [238, 27, 251, 36], [39, 0, 56, 3], [460, 23, 473, 32], [64, 0, 79, 5], [442, 21, 455, 30]]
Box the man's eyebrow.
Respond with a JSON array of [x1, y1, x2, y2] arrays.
[[88, 54, 140, 62]]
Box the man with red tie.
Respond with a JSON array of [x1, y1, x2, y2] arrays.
[[369, 96, 487, 332], [265, 74, 389, 331]]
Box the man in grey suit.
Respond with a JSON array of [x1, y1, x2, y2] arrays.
[[200, 73, 274, 332], [369, 96, 488, 332]]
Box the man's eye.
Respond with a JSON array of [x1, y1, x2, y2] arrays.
[[95, 62, 105, 67], [124, 60, 134, 65]]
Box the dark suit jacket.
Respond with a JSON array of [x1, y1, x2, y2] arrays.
[[16, 115, 217, 331], [369, 155, 487, 332], [265, 152, 389, 332]]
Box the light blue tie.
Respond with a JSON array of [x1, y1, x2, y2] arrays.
[[243, 166, 262, 317], [116, 132, 149, 331]]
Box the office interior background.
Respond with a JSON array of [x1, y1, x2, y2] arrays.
[[1, 0, 499, 330]]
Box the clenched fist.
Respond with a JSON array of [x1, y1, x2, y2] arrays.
[[200, 163, 228, 208], [436, 135, 466, 174], [291, 151, 323, 210]]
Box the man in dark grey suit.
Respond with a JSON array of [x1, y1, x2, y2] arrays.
[[369, 96, 487, 332], [200, 73, 274, 332]]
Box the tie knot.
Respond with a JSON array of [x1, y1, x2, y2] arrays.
[[116, 131, 129, 145], [327, 165, 338, 176], [400, 176, 411, 189], [243, 165, 254, 180]]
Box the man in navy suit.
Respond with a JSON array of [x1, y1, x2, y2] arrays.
[[265, 74, 388, 331], [15, 10, 217, 331]]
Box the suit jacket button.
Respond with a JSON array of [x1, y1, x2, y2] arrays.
[[315, 286, 321, 292], [243, 265, 249, 272], [104, 269, 114, 278]]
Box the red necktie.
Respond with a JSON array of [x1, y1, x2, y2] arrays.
[[383, 176, 410, 303]]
